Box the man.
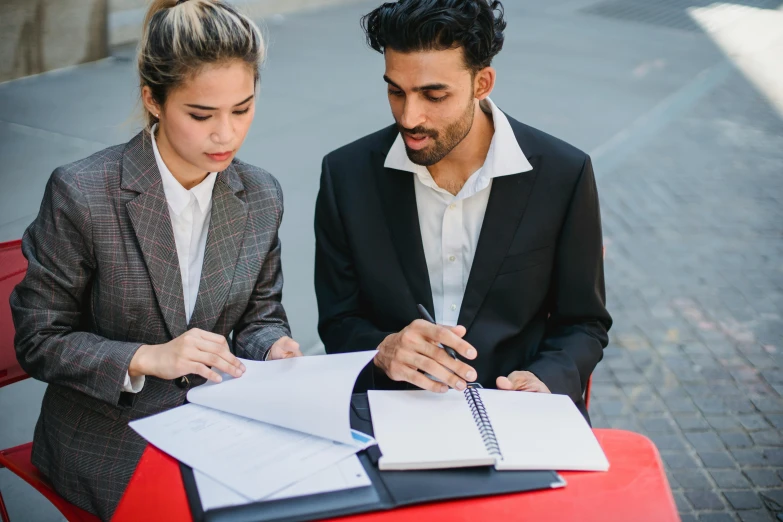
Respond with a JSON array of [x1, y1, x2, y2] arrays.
[[314, 0, 611, 419]]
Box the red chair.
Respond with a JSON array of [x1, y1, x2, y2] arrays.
[[0, 239, 100, 522]]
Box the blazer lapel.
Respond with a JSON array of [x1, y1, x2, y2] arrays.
[[188, 163, 248, 332], [458, 158, 540, 332], [122, 132, 188, 339], [375, 154, 434, 316]]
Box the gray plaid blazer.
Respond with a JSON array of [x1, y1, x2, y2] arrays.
[[10, 131, 291, 520]]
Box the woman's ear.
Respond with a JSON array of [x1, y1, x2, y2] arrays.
[[141, 86, 162, 119], [473, 67, 496, 101]]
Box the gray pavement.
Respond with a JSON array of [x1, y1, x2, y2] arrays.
[[1, 1, 781, 520]]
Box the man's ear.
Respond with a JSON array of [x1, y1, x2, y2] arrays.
[[474, 67, 496, 100]]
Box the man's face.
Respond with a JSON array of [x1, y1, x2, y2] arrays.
[[384, 47, 476, 166]]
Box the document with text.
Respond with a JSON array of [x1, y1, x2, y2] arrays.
[[129, 351, 377, 500], [193, 454, 372, 510]]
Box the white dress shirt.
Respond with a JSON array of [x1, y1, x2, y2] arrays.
[[384, 98, 533, 326], [123, 125, 218, 393]]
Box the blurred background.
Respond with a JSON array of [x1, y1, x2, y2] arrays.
[[0, 0, 782, 520]]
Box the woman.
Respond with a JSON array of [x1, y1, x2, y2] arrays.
[[10, 0, 301, 518]]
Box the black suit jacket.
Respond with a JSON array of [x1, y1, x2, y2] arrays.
[[314, 115, 611, 419]]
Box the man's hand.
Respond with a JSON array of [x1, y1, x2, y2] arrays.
[[496, 371, 551, 393], [129, 328, 245, 383], [267, 336, 303, 360], [375, 320, 478, 393]]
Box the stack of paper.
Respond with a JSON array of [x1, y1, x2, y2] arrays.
[[194, 453, 372, 510], [129, 350, 377, 505]]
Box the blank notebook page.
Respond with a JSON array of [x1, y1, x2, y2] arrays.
[[478, 390, 609, 471], [368, 390, 496, 470]]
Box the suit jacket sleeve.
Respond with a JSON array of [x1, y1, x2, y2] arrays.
[[315, 155, 393, 354], [10, 168, 143, 406], [232, 178, 291, 360], [525, 155, 612, 403]]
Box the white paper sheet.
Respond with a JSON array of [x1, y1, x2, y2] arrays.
[[187, 351, 376, 445], [129, 404, 365, 500], [368, 390, 496, 470], [479, 390, 610, 472], [194, 454, 372, 510]]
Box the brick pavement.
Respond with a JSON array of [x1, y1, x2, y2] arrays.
[[590, 67, 783, 521]]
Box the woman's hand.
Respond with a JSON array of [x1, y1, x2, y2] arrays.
[[267, 336, 303, 360], [129, 328, 245, 383]]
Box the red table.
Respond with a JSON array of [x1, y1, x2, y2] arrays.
[[113, 429, 679, 522]]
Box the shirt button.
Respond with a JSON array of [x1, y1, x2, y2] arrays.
[[451, 304, 457, 311], [449, 204, 456, 210], [449, 255, 456, 262]]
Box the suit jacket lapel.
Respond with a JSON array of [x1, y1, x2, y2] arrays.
[[189, 163, 247, 331], [122, 132, 188, 339], [458, 157, 540, 332], [375, 153, 434, 316]]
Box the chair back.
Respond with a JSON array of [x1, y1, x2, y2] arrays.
[[0, 240, 28, 388]]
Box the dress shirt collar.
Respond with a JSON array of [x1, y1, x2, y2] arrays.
[[383, 97, 533, 179], [150, 124, 218, 216]]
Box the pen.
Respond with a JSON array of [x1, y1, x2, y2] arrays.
[[417, 304, 459, 360]]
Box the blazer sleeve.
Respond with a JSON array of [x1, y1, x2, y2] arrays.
[[525, 155, 612, 403], [10, 168, 144, 406], [232, 178, 291, 360], [315, 156, 396, 390], [314, 156, 394, 352]]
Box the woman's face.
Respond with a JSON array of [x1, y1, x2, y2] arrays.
[[143, 60, 256, 182]]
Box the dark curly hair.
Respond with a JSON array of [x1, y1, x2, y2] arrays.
[[361, 0, 506, 72]]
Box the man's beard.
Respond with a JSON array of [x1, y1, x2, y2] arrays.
[[398, 99, 475, 167]]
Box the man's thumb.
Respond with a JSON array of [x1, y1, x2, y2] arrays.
[[496, 376, 513, 390]]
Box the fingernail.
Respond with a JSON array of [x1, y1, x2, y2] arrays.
[[214, 375, 222, 383], [466, 370, 477, 381], [455, 381, 466, 391], [440, 385, 448, 393], [467, 349, 477, 359]]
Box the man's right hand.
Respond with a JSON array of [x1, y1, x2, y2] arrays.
[[129, 328, 246, 383], [374, 320, 477, 393]]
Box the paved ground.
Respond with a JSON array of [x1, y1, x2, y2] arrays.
[[590, 66, 783, 522], [0, 0, 781, 520]]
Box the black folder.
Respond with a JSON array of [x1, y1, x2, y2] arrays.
[[181, 394, 565, 522]]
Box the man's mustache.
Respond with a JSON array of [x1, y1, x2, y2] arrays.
[[397, 124, 438, 139]]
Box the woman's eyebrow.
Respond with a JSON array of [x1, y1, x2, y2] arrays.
[[185, 94, 255, 111]]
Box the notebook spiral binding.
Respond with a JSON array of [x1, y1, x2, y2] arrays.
[[464, 387, 502, 459]]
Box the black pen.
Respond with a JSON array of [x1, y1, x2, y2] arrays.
[[417, 304, 459, 360]]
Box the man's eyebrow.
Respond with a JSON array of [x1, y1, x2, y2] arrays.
[[184, 94, 255, 111], [383, 75, 449, 92], [414, 83, 449, 92], [383, 75, 402, 90]]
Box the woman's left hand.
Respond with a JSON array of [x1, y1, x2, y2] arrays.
[[267, 336, 303, 360]]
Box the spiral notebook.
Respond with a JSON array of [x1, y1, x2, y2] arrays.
[[367, 388, 609, 472]]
